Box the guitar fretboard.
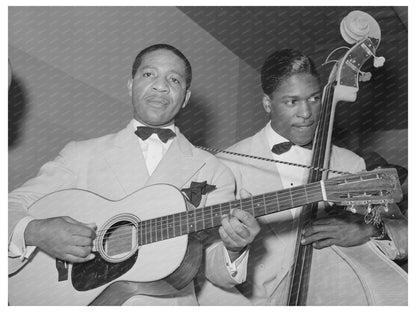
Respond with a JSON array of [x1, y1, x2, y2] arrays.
[[138, 181, 323, 246]]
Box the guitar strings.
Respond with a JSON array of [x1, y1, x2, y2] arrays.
[[95, 186, 320, 245], [90, 174, 386, 255], [90, 183, 348, 248], [91, 175, 384, 247], [92, 182, 383, 244], [93, 182, 323, 238]]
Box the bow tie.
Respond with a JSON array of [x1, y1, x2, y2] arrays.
[[135, 126, 176, 143], [271, 141, 312, 155]]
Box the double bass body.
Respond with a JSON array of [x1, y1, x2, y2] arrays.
[[286, 11, 408, 306]]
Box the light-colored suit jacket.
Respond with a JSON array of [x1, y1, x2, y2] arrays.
[[8, 120, 238, 305], [198, 127, 408, 305]]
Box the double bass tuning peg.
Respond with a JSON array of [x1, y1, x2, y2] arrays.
[[359, 71, 372, 82], [361, 42, 386, 68], [373, 56, 385, 68]]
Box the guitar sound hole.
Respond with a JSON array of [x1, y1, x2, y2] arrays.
[[98, 216, 139, 263]]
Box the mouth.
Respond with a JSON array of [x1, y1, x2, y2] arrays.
[[145, 96, 169, 106], [293, 122, 314, 131]]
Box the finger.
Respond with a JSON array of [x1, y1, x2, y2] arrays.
[[228, 216, 251, 239], [80, 222, 97, 239], [301, 231, 335, 245], [218, 226, 229, 242], [239, 188, 253, 199], [219, 226, 243, 251], [66, 245, 95, 259], [71, 235, 95, 247], [221, 215, 248, 243], [220, 217, 247, 246], [62, 216, 82, 225], [83, 222, 97, 231], [303, 224, 336, 237], [63, 252, 95, 263], [71, 223, 97, 238], [230, 209, 258, 230], [218, 226, 234, 246], [312, 238, 336, 249], [61, 217, 96, 238]]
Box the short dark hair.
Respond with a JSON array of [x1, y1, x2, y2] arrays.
[[131, 43, 192, 89], [261, 49, 319, 96]]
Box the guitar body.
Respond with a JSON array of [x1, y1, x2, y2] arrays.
[[307, 243, 408, 305], [8, 184, 199, 306]]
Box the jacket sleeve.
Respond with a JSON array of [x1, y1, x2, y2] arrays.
[[198, 160, 248, 288], [379, 204, 408, 259], [8, 142, 81, 273], [331, 147, 408, 260]]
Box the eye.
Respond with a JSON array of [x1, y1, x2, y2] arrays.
[[284, 99, 295, 106], [308, 95, 321, 103], [170, 77, 181, 85], [143, 72, 152, 78]]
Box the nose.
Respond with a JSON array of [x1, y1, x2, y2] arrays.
[[152, 77, 169, 93], [296, 101, 312, 119]]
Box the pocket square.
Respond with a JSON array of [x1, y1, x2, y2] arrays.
[[181, 181, 216, 207]]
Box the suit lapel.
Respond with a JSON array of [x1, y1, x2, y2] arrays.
[[249, 129, 299, 296], [248, 129, 285, 191], [103, 122, 150, 195], [102, 123, 206, 197], [146, 131, 206, 190]]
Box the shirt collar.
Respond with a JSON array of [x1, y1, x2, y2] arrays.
[[132, 119, 176, 133], [265, 121, 313, 156], [265, 121, 290, 149]]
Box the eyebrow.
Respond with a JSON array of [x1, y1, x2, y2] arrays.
[[281, 91, 321, 99], [140, 65, 185, 79]]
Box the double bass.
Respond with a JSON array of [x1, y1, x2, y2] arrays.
[[287, 11, 407, 305]]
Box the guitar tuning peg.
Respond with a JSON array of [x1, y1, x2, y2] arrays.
[[373, 56, 385, 68], [346, 204, 357, 213], [367, 203, 372, 214], [359, 71, 372, 82]]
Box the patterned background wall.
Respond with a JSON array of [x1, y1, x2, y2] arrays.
[[9, 7, 408, 203]]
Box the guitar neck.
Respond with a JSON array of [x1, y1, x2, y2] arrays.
[[138, 181, 324, 246]]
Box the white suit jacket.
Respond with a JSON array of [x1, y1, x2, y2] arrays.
[[8, 120, 238, 305], [197, 126, 407, 306]]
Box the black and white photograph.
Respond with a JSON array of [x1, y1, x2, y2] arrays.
[[7, 4, 409, 306]]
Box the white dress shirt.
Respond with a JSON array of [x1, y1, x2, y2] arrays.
[[265, 122, 313, 218], [134, 119, 175, 176]]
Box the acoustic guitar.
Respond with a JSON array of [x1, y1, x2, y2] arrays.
[[8, 168, 401, 305]]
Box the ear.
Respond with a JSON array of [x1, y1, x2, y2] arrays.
[[127, 79, 133, 97], [262, 94, 272, 113], [181, 89, 191, 109]]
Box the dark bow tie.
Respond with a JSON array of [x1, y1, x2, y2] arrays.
[[135, 126, 176, 143], [272, 141, 312, 155]]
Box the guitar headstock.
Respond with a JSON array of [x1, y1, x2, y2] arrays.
[[324, 168, 402, 206]]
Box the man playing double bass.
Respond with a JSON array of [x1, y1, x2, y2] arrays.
[[197, 49, 407, 305]]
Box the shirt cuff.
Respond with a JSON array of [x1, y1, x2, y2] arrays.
[[222, 245, 249, 283], [9, 216, 37, 260]]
